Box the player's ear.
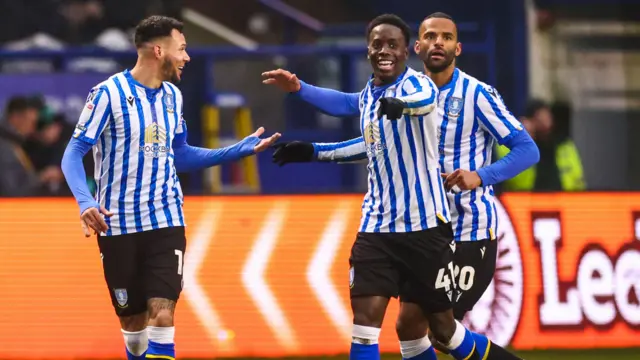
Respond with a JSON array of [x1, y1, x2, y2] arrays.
[[455, 42, 462, 57], [154, 44, 163, 59], [414, 40, 420, 55]]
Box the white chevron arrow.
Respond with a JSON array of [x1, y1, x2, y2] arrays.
[[241, 201, 298, 351], [307, 202, 352, 342], [183, 202, 235, 352]]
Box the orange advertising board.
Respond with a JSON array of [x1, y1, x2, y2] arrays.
[[0, 193, 638, 359]]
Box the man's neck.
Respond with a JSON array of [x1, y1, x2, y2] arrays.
[[130, 61, 163, 89], [373, 73, 400, 87], [424, 64, 456, 88]]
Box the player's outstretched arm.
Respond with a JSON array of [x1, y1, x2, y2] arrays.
[[271, 137, 367, 166], [314, 137, 367, 163], [172, 125, 280, 172], [377, 74, 438, 120], [473, 86, 540, 187], [262, 68, 361, 117]]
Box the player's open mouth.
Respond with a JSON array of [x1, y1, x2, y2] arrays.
[[377, 59, 395, 71], [430, 50, 445, 60]]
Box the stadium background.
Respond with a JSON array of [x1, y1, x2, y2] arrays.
[[0, 0, 639, 359]]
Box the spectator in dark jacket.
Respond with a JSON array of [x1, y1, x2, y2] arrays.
[[0, 96, 62, 196]]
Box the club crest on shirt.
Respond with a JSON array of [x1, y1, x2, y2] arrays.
[[114, 288, 128, 308], [447, 97, 463, 117], [164, 93, 175, 113]]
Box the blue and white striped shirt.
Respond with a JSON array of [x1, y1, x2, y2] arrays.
[[316, 67, 450, 233], [315, 68, 522, 241], [72, 70, 185, 236]]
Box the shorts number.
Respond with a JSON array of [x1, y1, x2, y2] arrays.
[[457, 266, 475, 291], [175, 249, 184, 275], [435, 261, 456, 292]]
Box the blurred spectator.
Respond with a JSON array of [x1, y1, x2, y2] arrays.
[[0, 96, 63, 197], [22, 96, 79, 196], [496, 99, 586, 192]]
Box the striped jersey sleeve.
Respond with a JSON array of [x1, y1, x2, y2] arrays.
[[398, 73, 438, 116], [314, 137, 367, 163], [165, 82, 186, 135], [474, 85, 523, 145], [73, 86, 112, 145]]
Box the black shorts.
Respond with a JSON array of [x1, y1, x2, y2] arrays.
[[349, 222, 456, 313], [452, 239, 498, 320], [97, 226, 187, 317]]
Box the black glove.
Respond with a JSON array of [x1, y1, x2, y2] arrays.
[[271, 141, 315, 166], [377, 97, 407, 120]]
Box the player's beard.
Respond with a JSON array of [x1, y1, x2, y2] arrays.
[[424, 48, 456, 74], [161, 57, 180, 84]]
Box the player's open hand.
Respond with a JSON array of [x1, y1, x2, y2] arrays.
[[261, 69, 301, 92], [441, 169, 482, 192], [252, 127, 282, 153], [80, 206, 114, 237]]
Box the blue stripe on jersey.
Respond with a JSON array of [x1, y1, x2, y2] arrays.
[[104, 117, 118, 236], [166, 85, 184, 226], [399, 94, 426, 230], [113, 77, 131, 234], [406, 76, 436, 110], [360, 90, 374, 230], [457, 79, 479, 241], [442, 80, 464, 238], [160, 86, 175, 227], [469, 97, 481, 240], [391, 114, 411, 232], [95, 91, 112, 204], [418, 116, 439, 220], [480, 186, 493, 239], [340, 153, 368, 162], [125, 80, 146, 233], [478, 129, 493, 239], [404, 79, 429, 230], [147, 94, 160, 229], [83, 88, 104, 131], [95, 87, 112, 137], [98, 136, 105, 204], [482, 88, 518, 133], [490, 187, 498, 239], [315, 137, 363, 152], [375, 90, 397, 232], [474, 87, 502, 140]]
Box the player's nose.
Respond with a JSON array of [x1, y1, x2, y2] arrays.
[[184, 51, 191, 63]]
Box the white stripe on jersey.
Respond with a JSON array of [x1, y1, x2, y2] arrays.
[[315, 68, 523, 241], [353, 67, 450, 233], [74, 70, 186, 236]]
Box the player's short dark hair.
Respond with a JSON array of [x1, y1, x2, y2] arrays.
[[5, 96, 40, 116], [366, 14, 411, 46], [425, 12, 455, 22], [423, 12, 458, 36], [524, 99, 549, 118], [134, 15, 184, 48]]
